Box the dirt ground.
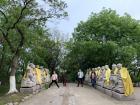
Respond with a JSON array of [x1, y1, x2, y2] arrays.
[[20, 83, 140, 105]]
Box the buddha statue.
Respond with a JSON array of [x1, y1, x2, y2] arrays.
[[40, 67, 47, 84], [113, 63, 134, 96], [21, 63, 36, 87], [96, 66, 105, 86], [101, 66, 105, 81], [111, 64, 118, 75], [104, 65, 111, 86], [109, 64, 119, 89], [45, 68, 50, 83]]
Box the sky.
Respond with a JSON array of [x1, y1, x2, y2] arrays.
[[47, 0, 140, 39]]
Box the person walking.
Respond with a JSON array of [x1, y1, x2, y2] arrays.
[[90, 71, 96, 88], [61, 72, 67, 87], [77, 69, 84, 87], [49, 71, 59, 88]]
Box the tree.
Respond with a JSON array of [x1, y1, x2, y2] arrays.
[[63, 8, 140, 81], [0, 0, 67, 94]]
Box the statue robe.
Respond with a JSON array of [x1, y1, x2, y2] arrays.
[[35, 68, 42, 84], [113, 68, 118, 75], [120, 67, 134, 96], [105, 68, 111, 85]]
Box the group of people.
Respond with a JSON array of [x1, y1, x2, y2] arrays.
[[49, 69, 85, 88]]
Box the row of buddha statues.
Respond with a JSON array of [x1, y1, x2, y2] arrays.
[[85, 63, 134, 97], [21, 63, 50, 88]]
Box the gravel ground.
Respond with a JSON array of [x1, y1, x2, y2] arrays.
[[20, 83, 140, 105]]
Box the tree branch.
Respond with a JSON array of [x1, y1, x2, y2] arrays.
[[0, 9, 8, 24], [7, 0, 32, 31], [0, 28, 15, 52], [27, 17, 48, 27], [15, 26, 24, 55]]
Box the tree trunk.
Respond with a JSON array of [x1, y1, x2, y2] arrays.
[[7, 26, 24, 94], [8, 55, 19, 94], [0, 45, 5, 71]]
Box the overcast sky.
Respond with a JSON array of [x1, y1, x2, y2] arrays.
[[47, 0, 140, 39]]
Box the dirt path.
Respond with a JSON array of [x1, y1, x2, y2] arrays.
[[20, 83, 140, 105]]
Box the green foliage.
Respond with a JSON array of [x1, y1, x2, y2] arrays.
[[0, 0, 67, 83], [45, 84, 49, 89], [62, 8, 140, 82]]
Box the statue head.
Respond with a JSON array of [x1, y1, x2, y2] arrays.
[[30, 63, 35, 69], [117, 63, 122, 70], [105, 65, 109, 70], [97, 67, 101, 70], [112, 64, 117, 70], [101, 66, 105, 70], [40, 66, 44, 70]]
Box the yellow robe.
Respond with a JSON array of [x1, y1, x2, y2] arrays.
[[120, 67, 134, 96], [105, 68, 111, 85], [114, 68, 118, 75], [23, 71, 27, 79], [35, 68, 42, 84], [44, 71, 47, 78]]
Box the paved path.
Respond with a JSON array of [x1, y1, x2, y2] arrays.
[[20, 83, 140, 105]]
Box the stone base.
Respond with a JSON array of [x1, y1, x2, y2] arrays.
[[96, 86, 105, 93], [41, 84, 45, 90], [84, 81, 92, 86], [104, 89, 112, 96], [20, 86, 36, 94], [96, 81, 104, 87], [103, 85, 112, 90], [36, 84, 41, 89], [113, 87, 124, 94], [112, 91, 135, 101]]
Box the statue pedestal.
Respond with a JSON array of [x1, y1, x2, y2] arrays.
[[113, 87, 124, 94], [36, 84, 42, 92], [96, 85, 105, 93], [104, 88, 112, 96], [84, 81, 92, 86], [103, 84, 113, 90], [112, 91, 135, 100], [96, 81, 104, 87], [20, 84, 46, 94], [20, 86, 36, 94]]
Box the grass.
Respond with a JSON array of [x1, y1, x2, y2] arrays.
[[0, 85, 9, 97], [0, 84, 28, 105], [0, 93, 27, 105], [0, 83, 49, 105]]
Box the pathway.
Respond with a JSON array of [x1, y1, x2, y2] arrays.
[[20, 83, 140, 105]]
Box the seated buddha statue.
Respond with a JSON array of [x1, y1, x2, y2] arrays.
[[21, 63, 36, 87]]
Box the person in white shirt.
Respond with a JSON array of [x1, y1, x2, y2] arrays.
[[49, 71, 59, 88], [77, 69, 84, 87]]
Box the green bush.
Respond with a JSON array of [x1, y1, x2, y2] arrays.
[[45, 84, 49, 89]]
